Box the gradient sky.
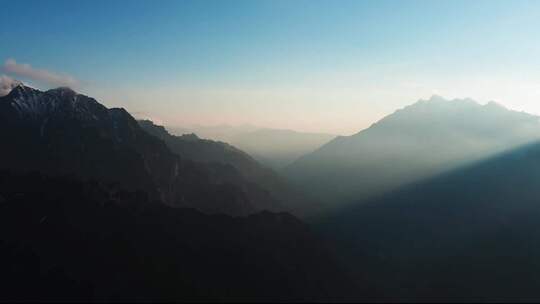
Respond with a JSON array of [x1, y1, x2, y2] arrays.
[[1, 0, 540, 134]]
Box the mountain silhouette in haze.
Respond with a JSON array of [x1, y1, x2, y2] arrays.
[[140, 120, 319, 217], [0, 84, 355, 301], [317, 140, 540, 301], [169, 125, 335, 169], [286, 95, 540, 206], [0, 84, 288, 216]]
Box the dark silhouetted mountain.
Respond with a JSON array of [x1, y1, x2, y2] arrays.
[[168, 125, 335, 169], [286, 96, 540, 207], [0, 85, 276, 216], [139, 120, 320, 217], [0, 171, 354, 302], [317, 140, 540, 301]]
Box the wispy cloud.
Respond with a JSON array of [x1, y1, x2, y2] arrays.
[[3, 58, 79, 88], [0, 74, 21, 96]]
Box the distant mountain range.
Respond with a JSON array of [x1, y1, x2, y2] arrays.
[[169, 125, 335, 169], [317, 140, 540, 300], [286, 95, 540, 206]]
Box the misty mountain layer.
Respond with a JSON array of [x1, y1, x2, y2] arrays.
[[317, 140, 540, 301], [286, 96, 540, 206]]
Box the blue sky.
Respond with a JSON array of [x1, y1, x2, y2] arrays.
[[1, 0, 540, 134]]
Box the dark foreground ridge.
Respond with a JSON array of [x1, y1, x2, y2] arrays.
[[0, 171, 354, 302]]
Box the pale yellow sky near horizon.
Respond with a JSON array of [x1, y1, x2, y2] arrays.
[[4, 72, 540, 136], [87, 75, 540, 136], [3, 59, 540, 136]]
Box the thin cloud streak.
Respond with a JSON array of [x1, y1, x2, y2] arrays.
[[3, 58, 79, 88]]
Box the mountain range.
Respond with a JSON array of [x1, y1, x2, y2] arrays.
[[0, 85, 316, 216], [286, 95, 540, 207], [0, 84, 352, 301], [6, 82, 540, 301]]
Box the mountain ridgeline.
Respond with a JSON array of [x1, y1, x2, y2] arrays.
[[286, 96, 540, 207], [0, 84, 352, 301], [0, 85, 310, 216]]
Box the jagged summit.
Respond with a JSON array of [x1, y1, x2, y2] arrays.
[[415, 95, 479, 108], [1, 85, 109, 121], [2, 86, 137, 127], [6, 85, 83, 101], [6, 83, 39, 97]]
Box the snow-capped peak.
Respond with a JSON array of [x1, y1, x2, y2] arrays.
[[1, 85, 109, 123]]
